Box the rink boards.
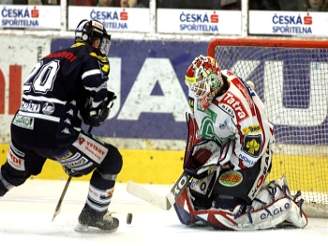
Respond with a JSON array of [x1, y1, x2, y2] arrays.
[[0, 143, 327, 192]]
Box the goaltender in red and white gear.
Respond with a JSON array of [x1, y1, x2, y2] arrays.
[[174, 55, 308, 230]]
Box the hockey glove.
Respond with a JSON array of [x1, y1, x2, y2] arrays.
[[81, 91, 116, 127], [184, 140, 221, 179]]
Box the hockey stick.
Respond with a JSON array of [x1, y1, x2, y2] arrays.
[[127, 164, 220, 210], [52, 176, 72, 221], [52, 125, 93, 221]]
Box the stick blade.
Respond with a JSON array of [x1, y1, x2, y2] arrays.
[[126, 181, 171, 210]]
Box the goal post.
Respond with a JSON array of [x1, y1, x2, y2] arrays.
[[208, 38, 328, 218]]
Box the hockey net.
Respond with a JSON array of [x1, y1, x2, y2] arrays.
[[208, 38, 328, 218]]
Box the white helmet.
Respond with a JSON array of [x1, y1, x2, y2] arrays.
[[185, 55, 224, 108]]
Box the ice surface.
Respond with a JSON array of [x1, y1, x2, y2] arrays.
[[0, 180, 327, 246]]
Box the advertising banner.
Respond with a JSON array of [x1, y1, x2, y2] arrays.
[[68, 6, 150, 33], [157, 9, 241, 35], [249, 11, 328, 37], [0, 37, 327, 145], [0, 5, 60, 29]]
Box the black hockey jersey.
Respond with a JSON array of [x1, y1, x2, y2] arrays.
[[11, 42, 110, 154]]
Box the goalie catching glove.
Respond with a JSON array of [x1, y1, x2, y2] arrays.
[[81, 90, 116, 127], [184, 140, 221, 179]]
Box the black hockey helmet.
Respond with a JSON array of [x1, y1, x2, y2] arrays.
[[75, 19, 111, 55]]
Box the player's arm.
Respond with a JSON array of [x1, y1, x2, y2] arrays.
[[80, 53, 116, 126]]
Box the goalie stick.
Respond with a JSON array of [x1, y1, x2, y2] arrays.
[[127, 164, 220, 210], [127, 172, 191, 210]]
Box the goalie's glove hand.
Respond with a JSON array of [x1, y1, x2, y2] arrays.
[[81, 91, 116, 127], [184, 140, 221, 179]]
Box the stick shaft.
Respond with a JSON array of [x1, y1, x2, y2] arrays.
[[52, 176, 72, 221], [52, 125, 93, 221]]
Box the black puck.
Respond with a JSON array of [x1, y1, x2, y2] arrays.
[[126, 213, 133, 224]]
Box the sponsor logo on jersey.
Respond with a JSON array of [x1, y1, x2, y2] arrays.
[[218, 104, 234, 117], [42, 102, 55, 115], [242, 134, 262, 157], [242, 125, 261, 135], [220, 91, 248, 121], [238, 152, 256, 167], [73, 134, 108, 164], [21, 101, 41, 113], [7, 148, 25, 171], [218, 170, 243, 187], [12, 114, 34, 130]]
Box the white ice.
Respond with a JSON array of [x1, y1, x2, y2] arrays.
[[0, 180, 327, 246]]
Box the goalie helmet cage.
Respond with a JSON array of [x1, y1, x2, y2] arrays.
[[208, 38, 328, 218]]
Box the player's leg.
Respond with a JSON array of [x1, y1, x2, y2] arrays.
[[78, 141, 122, 231], [54, 132, 123, 231], [0, 141, 46, 196]]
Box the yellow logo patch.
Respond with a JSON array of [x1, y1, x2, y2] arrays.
[[246, 139, 260, 155], [242, 125, 261, 135]]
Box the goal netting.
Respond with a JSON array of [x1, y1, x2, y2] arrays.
[[208, 38, 328, 217]]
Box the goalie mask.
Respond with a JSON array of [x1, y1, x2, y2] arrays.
[[75, 19, 111, 55], [185, 55, 224, 109]]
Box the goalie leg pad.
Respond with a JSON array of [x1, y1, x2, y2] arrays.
[[174, 189, 198, 225], [186, 177, 307, 230], [215, 177, 308, 230]]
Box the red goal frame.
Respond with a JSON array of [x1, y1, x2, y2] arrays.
[[208, 38, 328, 58]]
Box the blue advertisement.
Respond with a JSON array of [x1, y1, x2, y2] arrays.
[[51, 39, 328, 145]]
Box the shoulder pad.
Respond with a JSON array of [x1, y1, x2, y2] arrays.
[[89, 52, 110, 75], [89, 52, 109, 63]]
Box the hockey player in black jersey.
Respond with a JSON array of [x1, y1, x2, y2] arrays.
[[0, 19, 122, 232]]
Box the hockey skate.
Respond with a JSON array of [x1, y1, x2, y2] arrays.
[[75, 205, 119, 233]]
